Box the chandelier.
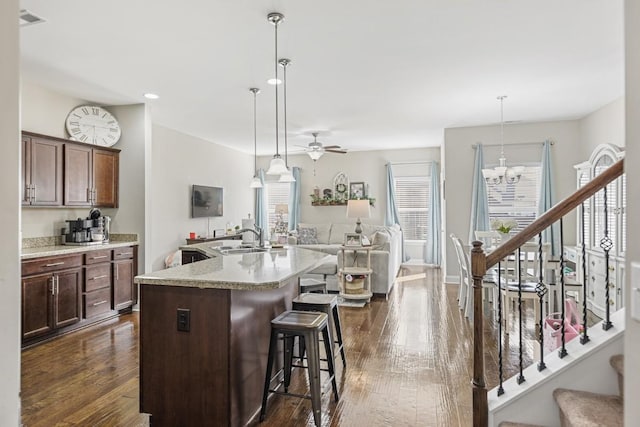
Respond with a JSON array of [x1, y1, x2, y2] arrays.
[[482, 95, 524, 185]]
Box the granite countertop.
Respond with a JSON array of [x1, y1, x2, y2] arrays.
[[21, 240, 139, 260], [135, 244, 331, 291]]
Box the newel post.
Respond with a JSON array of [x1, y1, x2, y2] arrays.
[[471, 240, 488, 427]]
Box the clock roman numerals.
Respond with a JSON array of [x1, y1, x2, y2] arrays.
[[91, 107, 100, 115], [81, 107, 89, 115], [66, 106, 121, 146], [71, 128, 81, 135]]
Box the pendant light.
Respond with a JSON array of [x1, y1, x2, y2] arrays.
[[266, 12, 288, 175], [278, 58, 296, 183], [482, 95, 524, 185], [249, 88, 263, 189]]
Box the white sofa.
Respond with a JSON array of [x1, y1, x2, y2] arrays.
[[288, 222, 403, 296]]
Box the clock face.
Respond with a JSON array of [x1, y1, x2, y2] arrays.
[[65, 105, 121, 146]]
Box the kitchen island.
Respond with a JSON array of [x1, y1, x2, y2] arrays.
[[135, 244, 331, 427]]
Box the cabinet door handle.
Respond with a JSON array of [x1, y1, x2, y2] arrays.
[[50, 277, 55, 295], [45, 262, 65, 267], [92, 300, 108, 307], [115, 264, 119, 280], [31, 184, 36, 202], [90, 255, 108, 260], [118, 252, 133, 256], [93, 188, 97, 204], [55, 275, 59, 294], [87, 188, 92, 203], [91, 275, 108, 280]]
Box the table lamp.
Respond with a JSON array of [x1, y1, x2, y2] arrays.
[[346, 199, 370, 234]]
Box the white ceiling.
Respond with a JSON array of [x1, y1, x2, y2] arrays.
[[19, 0, 624, 155]]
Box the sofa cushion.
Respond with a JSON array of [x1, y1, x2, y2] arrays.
[[298, 223, 331, 244], [329, 223, 356, 244], [297, 227, 318, 244], [372, 230, 391, 250], [361, 224, 386, 239]]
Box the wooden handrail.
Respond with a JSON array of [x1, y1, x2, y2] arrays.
[[486, 158, 624, 268]]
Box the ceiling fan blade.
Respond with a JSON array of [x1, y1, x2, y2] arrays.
[[322, 145, 341, 149], [325, 148, 347, 154]]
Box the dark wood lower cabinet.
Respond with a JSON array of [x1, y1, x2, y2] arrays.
[[22, 245, 138, 347], [21, 267, 82, 340]]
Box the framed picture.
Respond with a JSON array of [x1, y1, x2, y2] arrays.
[[350, 182, 365, 199], [344, 232, 362, 247]]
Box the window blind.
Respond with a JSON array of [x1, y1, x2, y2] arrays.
[[265, 181, 290, 233], [394, 175, 430, 241]]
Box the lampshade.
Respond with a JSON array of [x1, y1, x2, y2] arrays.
[[278, 168, 296, 182], [275, 204, 289, 214], [266, 155, 288, 175], [250, 176, 263, 188], [346, 199, 371, 219], [308, 150, 323, 161]]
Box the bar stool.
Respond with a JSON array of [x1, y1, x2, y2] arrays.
[[260, 310, 339, 427], [292, 293, 346, 368], [299, 277, 327, 294]]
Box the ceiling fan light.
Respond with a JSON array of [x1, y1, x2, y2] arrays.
[[266, 155, 288, 175], [278, 168, 296, 182], [249, 176, 263, 188], [308, 151, 324, 161]]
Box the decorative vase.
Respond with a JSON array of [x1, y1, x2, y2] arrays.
[[499, 231, 511, 244]]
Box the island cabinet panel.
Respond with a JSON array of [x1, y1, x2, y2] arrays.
[[139, 276, 298, 427], [140, 285, 231, 427]]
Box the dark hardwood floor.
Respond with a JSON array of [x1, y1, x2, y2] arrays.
[[21, 265, 543, 426]]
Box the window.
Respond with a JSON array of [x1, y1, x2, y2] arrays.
[[486, 164, 541, 232], [265, 181, 290, 237], [394, 175, 430, 241]]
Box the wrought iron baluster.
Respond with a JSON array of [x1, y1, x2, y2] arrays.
[[600, 185, 613, 330], [497, 260, 504, 396], [558, 218, 568, 358], [580, 202, 590, 344], [536, 232, 548, 371], [517, 247, 525, 385]]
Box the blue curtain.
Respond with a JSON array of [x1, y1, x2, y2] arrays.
[[254, 169, 268, 238], [288, 167, 301, 231], [469, 144, 490, 243], [425, 161, 441, 265], [385, 163, 401, 227], [538, 140, 559, 256], [385, 163, 409, 262]]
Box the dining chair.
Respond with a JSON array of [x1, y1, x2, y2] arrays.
[[450, 233, 469, 312], [497, 242, 550, 333], [474, 230, 501, 249]]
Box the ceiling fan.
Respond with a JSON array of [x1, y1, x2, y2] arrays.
[[300, 132, 347, 161]]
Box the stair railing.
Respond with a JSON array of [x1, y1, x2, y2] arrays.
[[470, 158, 623, 427]]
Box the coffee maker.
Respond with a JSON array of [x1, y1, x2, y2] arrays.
[[62, 209, 111, 245]]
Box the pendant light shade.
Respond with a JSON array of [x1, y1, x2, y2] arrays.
[[279, 168, 296, 182], [267, 155, 288, 175], [249, 88, 263, 188]]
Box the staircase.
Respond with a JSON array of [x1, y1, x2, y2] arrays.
[[499, 355, 624, 427]]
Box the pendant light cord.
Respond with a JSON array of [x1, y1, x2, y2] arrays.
[[253, 89, 258, 174], [498, 95, 506, 159], [274, 20, 280, 157], [282, 61, 288, 167]]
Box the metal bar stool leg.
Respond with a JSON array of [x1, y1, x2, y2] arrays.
[[260, 327, 278, 422], [283, 334, 294, 392], [331, 305, 347, 368], [304, 329, 323, 427], [322, 325, 339, 402]]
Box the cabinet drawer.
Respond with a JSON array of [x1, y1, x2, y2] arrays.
[[84, 288, 112, 318], [113, 246, 135, 260], [22, 254, 83, 276], [85, 249, 112, 264], [84, 264, 111, 291]]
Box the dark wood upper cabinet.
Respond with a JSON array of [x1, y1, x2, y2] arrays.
[[22, 135, 64, 206], [22, 131, 120, 208]]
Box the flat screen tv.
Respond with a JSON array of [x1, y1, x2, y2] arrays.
[[192, 185, 223, 218]]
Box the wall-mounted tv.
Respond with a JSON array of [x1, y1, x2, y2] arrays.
[[191, 185, 223, 218]]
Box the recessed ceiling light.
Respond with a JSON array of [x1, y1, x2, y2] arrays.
[[144, 93, 159, 99], [267, 78, 282, 85]]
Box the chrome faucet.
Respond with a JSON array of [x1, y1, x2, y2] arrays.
[[237, 225, 264, 248]]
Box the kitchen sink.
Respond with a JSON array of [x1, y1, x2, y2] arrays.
[[214, 247, 269, 255]]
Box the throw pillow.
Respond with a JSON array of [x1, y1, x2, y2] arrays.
[[297, 227, 318, 244], [372, 230, 390, 248]]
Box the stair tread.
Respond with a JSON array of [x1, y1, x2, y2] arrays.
[[553, 388, 623, 427], [610, 354, 624, 376]]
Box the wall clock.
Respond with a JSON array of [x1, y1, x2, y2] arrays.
[[65, 105, 121, 146]]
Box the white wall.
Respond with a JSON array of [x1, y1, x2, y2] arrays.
[[624, 2, 640, 424], [0, 0, 21, 424], [579, 97, 625, 158], [258, 147, 440, 227], [149, 125, 254, 271], [443, 120, 583, 280]]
